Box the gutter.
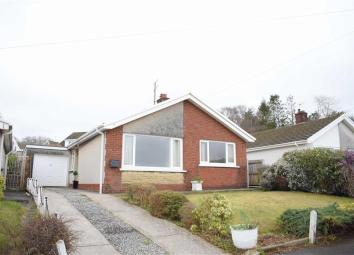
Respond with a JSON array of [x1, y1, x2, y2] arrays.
[[247, 140, 307, 152], [67, 124, 105, 149]]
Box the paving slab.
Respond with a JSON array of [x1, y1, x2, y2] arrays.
[[43, 189, 120, 255], [81, 190, 227, 255]]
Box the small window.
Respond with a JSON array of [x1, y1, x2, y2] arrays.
[[199, 140, 236, 167]]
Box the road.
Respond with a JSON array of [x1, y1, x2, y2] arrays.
[[286, 235, 354, 255]]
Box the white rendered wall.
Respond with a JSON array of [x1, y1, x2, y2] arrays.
[[311, 124, 340, 149], [339, 122, 354, 150], [78, 135, 101, 184], [247, 144, 307, 166]]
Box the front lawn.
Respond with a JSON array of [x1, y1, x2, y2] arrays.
[[0, 200, 26, 253], [186, 190, 354, 234]]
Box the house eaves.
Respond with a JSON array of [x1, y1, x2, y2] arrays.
[[307, 114, 354, 143], [68, 93, 256, 149], [247, 140, 308, 152]]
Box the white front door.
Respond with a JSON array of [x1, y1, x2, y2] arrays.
[[32, 154, 69, 186]]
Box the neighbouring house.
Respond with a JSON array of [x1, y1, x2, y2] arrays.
[[60, 132, 86, 147], [247, 110, 354, 185], [0, 119, 12, 176], [67, 93, 256, 193]]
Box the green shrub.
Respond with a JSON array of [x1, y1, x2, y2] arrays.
[[149, 191, 187, 220], [263, 148, 346, 195], [178, 201, 196, 229], [192, 193, 233, 236], [283, 149, 345, 194], [260, 162, 288, 190], [127, 183, 156, 208], [278, 203, 354, 237], [0, 176, 4, 200]]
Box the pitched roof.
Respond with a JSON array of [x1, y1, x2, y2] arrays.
[[63, 132, 87, 141], [60, 132, 86, 145], [248, 115, 340, 149], [68, 93, 256, 149]]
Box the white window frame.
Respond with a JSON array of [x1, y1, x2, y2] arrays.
[[199, 139, 238, 168], [121, 133, 184, 172]]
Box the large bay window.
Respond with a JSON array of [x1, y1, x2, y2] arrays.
[[200, 140, 237, 167], [122, 133, 183, 171]]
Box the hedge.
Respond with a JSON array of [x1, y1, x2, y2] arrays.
[[149, 191, 187, 220], [261, 148, 350, 195], [278, 203, 354, 237]]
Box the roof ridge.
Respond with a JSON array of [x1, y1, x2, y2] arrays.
[[252, 115, 339, 135]]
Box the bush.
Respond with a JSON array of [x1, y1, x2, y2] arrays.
[[283, 149, 345, 194], [149, 191, 187, 220], [23, 214, 77, 255], [263, 148, 347, 195], [342, 150, 354, 197], [127, 183, 156, 208], [178, 201, 196, 228], [278, 203, 354, 237], [192, 193, 233, 236], [260, 162, 287, 190], [0, 176, 4, 200]]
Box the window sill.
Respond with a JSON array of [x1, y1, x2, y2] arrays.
[[120, 167, 186, 173], [199, 163, 240, 168]]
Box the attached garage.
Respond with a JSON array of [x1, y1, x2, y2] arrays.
[[25, 145, 70, 187]]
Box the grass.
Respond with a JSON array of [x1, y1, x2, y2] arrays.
[[0, 200, 26, 254], [186, 190, 354, 234]]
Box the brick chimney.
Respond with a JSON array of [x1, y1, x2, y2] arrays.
[[295, 109, 308, 124], [156, 93, 169, 103]]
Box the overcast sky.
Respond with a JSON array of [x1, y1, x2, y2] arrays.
[[1, 0, 354, 141]]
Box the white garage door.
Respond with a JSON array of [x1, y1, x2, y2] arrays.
[[32, 154, 69, 186]]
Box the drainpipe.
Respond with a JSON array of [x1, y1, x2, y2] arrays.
[[96, 128, 105, 195]]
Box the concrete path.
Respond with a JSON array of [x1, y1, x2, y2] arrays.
[[44, 189, 120, 255], [80, 190, 226, 255], [54, 189, 166, 255]]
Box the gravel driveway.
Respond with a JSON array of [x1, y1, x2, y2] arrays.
[[53, 189, 166, 255]]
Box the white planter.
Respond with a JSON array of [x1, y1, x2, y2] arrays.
[[230, 226, 258, 249], [191, 181, 203, 191]]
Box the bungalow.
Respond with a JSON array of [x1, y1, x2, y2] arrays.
[[247, 110, 354, 185], [67, 93, 256, 193]]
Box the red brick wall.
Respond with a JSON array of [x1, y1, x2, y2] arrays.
[[100, 100, 248, 193], [103, 126, 123, 193], [183, 101, 248, 189], [77, 184, 100, 192]]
